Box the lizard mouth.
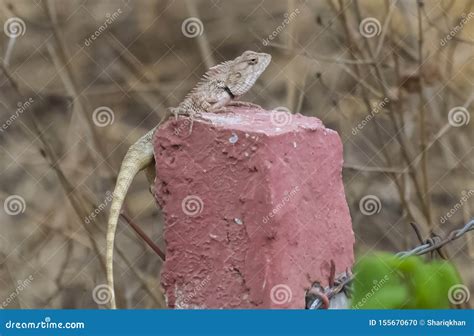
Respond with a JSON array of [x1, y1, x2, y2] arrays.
[[224, 86, 236, 99], [260, 53, 272, 69]]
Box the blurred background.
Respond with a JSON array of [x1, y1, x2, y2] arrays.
[[0, 0, 472, 308]]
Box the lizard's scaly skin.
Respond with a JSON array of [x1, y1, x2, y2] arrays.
[[106, 51, 271, 308], [106, 127, 155, 309]]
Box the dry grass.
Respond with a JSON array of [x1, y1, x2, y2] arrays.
[[0, 0, 472, 308]]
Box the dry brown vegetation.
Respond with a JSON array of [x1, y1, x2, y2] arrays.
[[0, 0, 472, 308]]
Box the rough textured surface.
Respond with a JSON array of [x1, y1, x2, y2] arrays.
[[153, 107, 354, 308]]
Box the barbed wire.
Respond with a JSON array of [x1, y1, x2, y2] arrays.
[[306, 218, 474, 309]]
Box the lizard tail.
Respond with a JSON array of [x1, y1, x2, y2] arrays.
[[106, 128, 155, 309]]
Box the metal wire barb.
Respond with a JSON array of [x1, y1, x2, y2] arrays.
[[307, 219, 474, 309]]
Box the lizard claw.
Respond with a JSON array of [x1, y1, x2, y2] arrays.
[[188, 117, 194, 135], [169, 107, 179, 121], [228, 101, 262, 109]]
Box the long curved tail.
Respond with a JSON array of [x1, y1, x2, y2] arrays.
[[106, 128, 155, 309]]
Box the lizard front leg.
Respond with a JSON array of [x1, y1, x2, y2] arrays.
[[185, 98, 226, 135]]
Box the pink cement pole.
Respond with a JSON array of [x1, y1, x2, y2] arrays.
[[153, 107, 354, 308]]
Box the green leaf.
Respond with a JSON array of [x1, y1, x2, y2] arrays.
[[351, 253, 463, 309]]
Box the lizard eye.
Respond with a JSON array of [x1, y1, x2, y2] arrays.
[[247, 58, 258, 65]]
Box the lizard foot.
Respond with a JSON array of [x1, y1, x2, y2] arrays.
[[228, 101, 263, 109]]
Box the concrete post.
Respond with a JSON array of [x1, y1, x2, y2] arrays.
[[153, 107, 354, 308]]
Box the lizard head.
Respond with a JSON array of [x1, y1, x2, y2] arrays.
[[225, 50, 271, 97]]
